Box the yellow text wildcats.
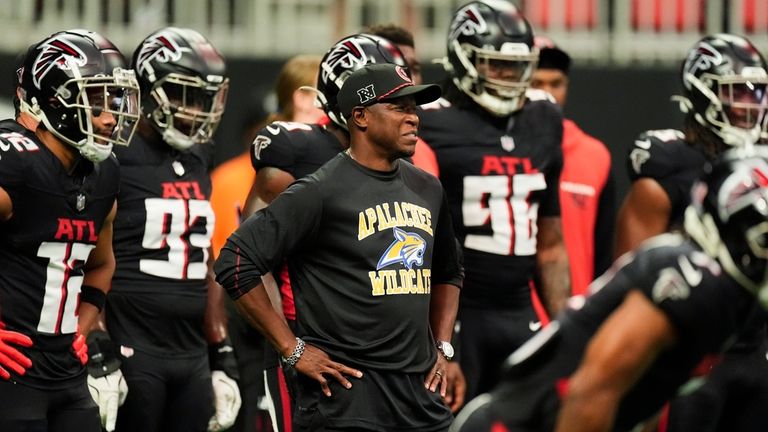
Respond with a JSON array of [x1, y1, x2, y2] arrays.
[[369, 269, 431, 296], [358, 202, 433, 241]]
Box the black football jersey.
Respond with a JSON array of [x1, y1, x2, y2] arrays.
[[626, 129, 707, 229], [251, 121, 344, 179], [216, 153, 463, 373], [0, 120, 119, 388], [108, 134, 214, 356], [491, 233, 759, 431], [418, 91, 564, 307]]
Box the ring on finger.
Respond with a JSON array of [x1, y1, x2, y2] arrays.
[[435, 371, 443, 377]]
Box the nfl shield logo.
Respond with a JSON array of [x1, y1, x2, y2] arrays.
[[76, 193, 86, 211], [172, 160, 185, 177], [500, 135, 515, 152]]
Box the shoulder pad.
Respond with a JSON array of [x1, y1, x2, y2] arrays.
[[252, 121, 315, 162], [627, 129, 688, 180], [419, 97, 452, 111], [525, 88, 556, 103]]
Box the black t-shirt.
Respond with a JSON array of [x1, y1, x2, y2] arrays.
[[490, 233, 759, 431], [216, 153, 463, 372], [418, 90, 563, 307], [251, 121, 344, 179], [108, 133, 214, 357], [0, 120, 119, 388]]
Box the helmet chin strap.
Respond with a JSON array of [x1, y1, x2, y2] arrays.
[[162, 127, 195, 151]]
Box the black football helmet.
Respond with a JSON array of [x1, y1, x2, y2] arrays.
[[316, 33, 407, 129], [677, 34, 768, 146], [446, 0, 538, 116], [685, 147, 768, 308], [132, 27, 229, 150], [20, 30, 140, 162]]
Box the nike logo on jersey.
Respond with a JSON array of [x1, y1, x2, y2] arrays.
[[266, 125, 281, 135], [634, 138, 652, 149], [528, 320, 542, 332]]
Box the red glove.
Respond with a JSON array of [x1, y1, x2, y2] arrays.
[[0, 325, 33, 380], [72, 333, 88, 366]]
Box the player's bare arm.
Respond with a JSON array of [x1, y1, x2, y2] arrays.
[[426, 283, 460, 396], [536, 216, 571, 316], [234, 279, 362, 397], [614, 178, 671, 258], [243, 166, 295, 217], [78, 201, 117, 336], [555, 290, 677, 432], [204, 248, 229, 344], [0, 185, 11, 222], [242, 166, 298, 319]]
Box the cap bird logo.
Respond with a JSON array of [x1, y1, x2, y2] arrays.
[[32, 37, 88, 89], [135, 31, 183, 76], [377, 227, 426, 270]]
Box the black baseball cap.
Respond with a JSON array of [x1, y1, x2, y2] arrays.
[[337, 63, 441, 118], [534, 36, 571, 75]]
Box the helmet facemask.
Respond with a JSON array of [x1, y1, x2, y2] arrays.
[[451, 39, 538, 116], [33, 67, 140, 162], [148, 72, 229, 151], [684, 69, 768, 146]]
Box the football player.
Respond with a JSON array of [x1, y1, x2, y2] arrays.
[[418, 0, 571, 402], [615, 34, 768, 431], [453, 148, 768, 432], [106, 27, 240, 432], [0, 30, 139, 431]]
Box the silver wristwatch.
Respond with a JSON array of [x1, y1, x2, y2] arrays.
[[436, 340, 455, 361]]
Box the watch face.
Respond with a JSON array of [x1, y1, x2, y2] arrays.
[[440, 341, 454, 359]]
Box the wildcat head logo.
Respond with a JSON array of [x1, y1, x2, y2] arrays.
[[377, 227, 426, 270]]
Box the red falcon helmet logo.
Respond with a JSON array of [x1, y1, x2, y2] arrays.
[[32, 37, 88, 89], [449, 4, 488, 41], [322, 38, 368, 84], [135, 31, 184, 77]]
